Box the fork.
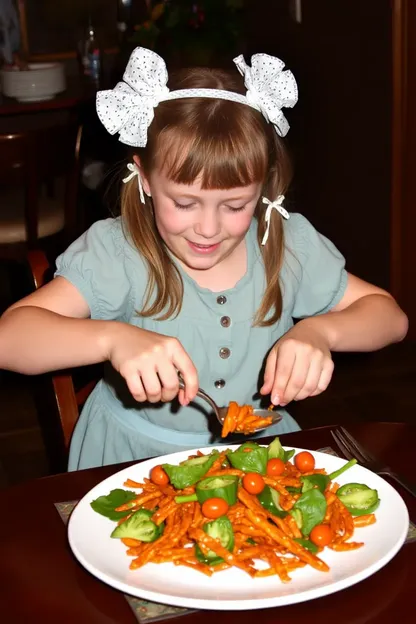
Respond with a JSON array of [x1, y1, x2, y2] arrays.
[[331, 426, 416, 497]]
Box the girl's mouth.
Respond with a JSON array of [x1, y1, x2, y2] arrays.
[[187, 241, 220, 254]]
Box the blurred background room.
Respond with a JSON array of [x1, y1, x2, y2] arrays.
[[0, 0, 415, 486]]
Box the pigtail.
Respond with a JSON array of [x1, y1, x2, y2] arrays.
[[121, 180, 184, 319]]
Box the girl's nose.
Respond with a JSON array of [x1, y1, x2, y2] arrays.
[[194, 208, 220, 239]]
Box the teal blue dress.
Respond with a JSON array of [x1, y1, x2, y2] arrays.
[[55, 213, 347, 470]]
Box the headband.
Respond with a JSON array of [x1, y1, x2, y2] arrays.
[[96, 46, 298, 147]]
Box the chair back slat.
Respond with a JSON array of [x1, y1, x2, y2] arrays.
[[26, 249, 100, 472]]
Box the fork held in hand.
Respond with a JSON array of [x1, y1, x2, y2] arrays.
[[331, 426, 416, 498]]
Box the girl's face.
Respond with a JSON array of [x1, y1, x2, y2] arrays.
[[140, 161, 262, 272]]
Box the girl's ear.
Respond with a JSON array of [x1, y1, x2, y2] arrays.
[[133, 155, 151, 197]]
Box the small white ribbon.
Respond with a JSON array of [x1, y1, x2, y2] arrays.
[[122, 162, 140, 183], [122, 162, 145, 204], [261, 196, 289, 245]]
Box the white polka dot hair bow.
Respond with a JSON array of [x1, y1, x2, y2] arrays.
[[96, 47, 298, 147], [233, 54, 298, 138]]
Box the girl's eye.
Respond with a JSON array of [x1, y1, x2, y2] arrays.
[[227, 205, 246, 213], [174, 201, 194, 210]]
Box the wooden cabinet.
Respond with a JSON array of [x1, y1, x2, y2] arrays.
[[391, 0, 416, 340], [246, 0, 416, 338]]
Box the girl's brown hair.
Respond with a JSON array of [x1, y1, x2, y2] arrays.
[[121, 67, 292, 326]]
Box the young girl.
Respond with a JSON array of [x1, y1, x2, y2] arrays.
[[0, 48, 408, 470]]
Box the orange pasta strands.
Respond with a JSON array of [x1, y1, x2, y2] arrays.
[[353, 514, 376, 528], [101, 439, 379, 582], [221, 401, 273, 437]]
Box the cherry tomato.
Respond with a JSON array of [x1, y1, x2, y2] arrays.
[[150, 465, 169, 486], [310, 524, 332, 547], [294, 451, 315, 473], [201, 497, 229, 519], [266, 458, 285, 477], [242, 472, 265, 494]]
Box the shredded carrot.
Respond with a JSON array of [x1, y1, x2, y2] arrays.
[[221, 402, 273, 437], [99, 444, 379, 581]]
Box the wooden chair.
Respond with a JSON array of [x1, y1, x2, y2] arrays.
[[0, 115, 83, 259], [26, 248, 101, 473]]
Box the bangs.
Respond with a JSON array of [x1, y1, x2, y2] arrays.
[[153, 102, 270, 189]]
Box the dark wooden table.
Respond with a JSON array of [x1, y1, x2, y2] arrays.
[[0, 75, 96, 137], [0, 422, 414, 623], [0, 77, 96, 117]]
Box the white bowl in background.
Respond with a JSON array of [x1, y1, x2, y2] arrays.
[[0, 63, 66, 102]]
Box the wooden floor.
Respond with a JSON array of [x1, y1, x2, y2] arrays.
[[1, 340, 415, 489]]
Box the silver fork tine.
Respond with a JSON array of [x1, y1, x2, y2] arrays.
[[331, 430, 355, 461], [339, 427, 374, 463], [332, 427, 416, 497]]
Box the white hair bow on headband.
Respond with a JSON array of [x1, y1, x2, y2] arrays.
[[96, 47, 298, 147], [234, 55, 298, 139], [96, 49, 169, 147]]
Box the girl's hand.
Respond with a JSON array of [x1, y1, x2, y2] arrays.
[[105, 324, 198, 405], [260, 321, 334, 406]]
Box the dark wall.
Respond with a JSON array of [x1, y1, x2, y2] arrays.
[[246, 0, 392, 289], [23, 0, 120, 55]]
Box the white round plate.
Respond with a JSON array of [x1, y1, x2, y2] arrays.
[[68, 445, 409, 610]]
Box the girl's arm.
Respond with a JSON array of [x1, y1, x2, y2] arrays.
[[0, 277, 112, 374], [0, 277, 199, 404], [262, 273, 408, 406], [305, 273, 408, 351]]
